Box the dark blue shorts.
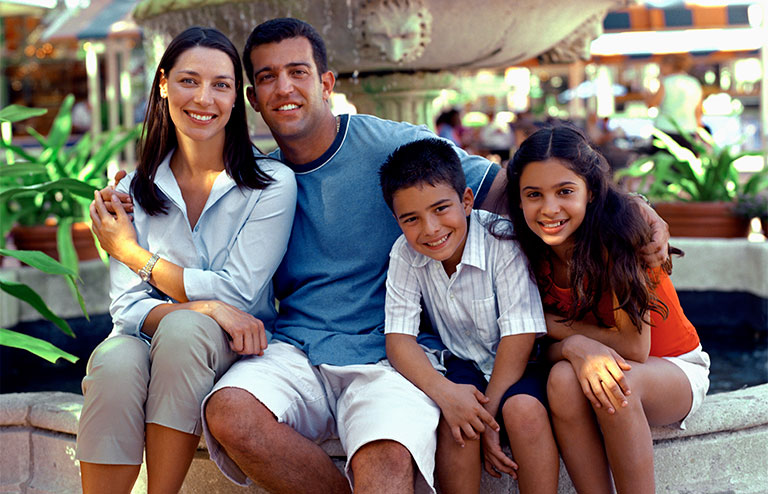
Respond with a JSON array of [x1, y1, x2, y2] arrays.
[[443, 354, 550, 442]]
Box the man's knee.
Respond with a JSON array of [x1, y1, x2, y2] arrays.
[[205, 387, 277, 448], [350, 440, 414, 478]]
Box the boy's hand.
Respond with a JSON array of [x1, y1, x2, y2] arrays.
[[482, 428, 518, 479], [436, 382, 499, 447], [101, 169, 134, 215]]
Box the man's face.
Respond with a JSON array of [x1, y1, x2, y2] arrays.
[[246, 36, 334, 146]]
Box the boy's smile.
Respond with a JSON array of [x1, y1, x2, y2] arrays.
[[392, 182, 474, 276]]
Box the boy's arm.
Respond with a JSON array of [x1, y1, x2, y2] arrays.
[[386, 333, 499, 446]]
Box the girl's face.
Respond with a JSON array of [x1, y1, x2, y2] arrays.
[[159, 46, 236, 146], [519, 158, 591, 259]]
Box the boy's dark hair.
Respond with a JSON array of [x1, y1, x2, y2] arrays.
[[379, 138, 466, 212], [243, 17, 328, 85]]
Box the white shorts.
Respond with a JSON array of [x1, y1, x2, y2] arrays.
[[663, 344, 711, 429], [201, 340, 441, 493]]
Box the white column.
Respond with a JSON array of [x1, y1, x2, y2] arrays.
[[84, 41, 102, 138], [119, 38, 136, 167]]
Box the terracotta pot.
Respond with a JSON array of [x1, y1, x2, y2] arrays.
[[653, 201, 751, 238], [10, 222, 100, 261]]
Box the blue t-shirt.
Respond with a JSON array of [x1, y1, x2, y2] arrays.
[[269, 114, 499, 365]]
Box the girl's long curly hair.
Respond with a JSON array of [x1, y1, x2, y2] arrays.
[[501, 125, 674, 330]]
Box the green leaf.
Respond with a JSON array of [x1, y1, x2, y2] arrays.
[[0, 141, 39, 163], [0, 279, 75, 337], [0, 163, 48, 178], [0, 177, 98, 202], [57, 218, 79, 275], [0, 248, 77, 275], [0, 328, 78, 364], [46, 94, 74, 153], [0, 105, 47, 123]]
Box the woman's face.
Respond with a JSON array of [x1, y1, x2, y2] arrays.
[[518, 158, 591, 259], [159, 46, 237, 145]]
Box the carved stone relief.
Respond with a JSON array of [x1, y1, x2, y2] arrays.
[[537, 10, 606, 64], [356, 0, 433, 64]]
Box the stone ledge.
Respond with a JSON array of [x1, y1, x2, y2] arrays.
[[2, 385, 767, 493]]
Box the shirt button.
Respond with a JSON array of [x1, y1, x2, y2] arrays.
[[450, 294, 454, 299], [465, 330, 470, 336], [194, 226, 199, 232]]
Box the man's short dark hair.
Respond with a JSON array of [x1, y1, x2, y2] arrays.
[[243, 17, 328, 85], [379, 138, 466, 212]]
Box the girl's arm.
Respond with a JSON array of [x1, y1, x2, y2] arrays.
[[385, 333, 499, 446]]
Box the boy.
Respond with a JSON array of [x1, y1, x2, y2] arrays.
[[379, 138, 559, 494]]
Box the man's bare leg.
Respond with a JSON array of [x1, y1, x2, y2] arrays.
[[349, 440, 415, 494], [205, 388, 351, 494]]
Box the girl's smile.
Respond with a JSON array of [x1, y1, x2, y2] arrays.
[[519, 158, 591, 260]]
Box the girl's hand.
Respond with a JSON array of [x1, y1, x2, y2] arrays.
[[90, 190, 138, 262], [435, 383, 499, 447], [562, 335, 632, 413], [207, 301, 268, 356], [99, 169, 134, 214], [481, 428, 518, 479]]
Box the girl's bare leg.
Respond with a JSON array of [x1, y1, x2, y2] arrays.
[[502, 394, 559, 494], [81, 463, 141, 494], [145, 423, 201, 494], [595, 357, 692, 494], [548, 361, 614, 494], [435, 417, 482, 494]]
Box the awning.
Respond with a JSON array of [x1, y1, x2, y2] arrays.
[[41, 0, 141, 41], [603, 2, 754, 32]]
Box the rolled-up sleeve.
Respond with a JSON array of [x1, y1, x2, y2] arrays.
[[182, 165, 297, 311], [496, 242, 547, 337]]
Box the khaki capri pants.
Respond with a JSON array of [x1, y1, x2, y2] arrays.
[[76, 310, 238, 464]]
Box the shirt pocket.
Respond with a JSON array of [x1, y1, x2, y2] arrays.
[[471, 296, 500, 346]]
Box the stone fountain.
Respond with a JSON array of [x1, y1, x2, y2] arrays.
[[132, 0, 633, 127]]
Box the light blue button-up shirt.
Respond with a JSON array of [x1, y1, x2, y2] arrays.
[[107, 150, 297, 337]]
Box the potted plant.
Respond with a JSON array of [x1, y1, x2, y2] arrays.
[[616, 125, 767, 238], [735, 191, 768, 236], [0, 96, 140, 271]]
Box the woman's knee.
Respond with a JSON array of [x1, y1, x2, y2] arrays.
[[151, 310, 229, 367], [84, 336, 149, 390]]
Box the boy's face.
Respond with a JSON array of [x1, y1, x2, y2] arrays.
[[392, 182, 474, 275]]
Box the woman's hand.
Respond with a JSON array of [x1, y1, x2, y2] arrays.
[[481, 428, 518, 479], [208, 300, 268, 356], [434, 382, 499, 447], [562, 334, 633, 413], [90, 190, 138, 262]]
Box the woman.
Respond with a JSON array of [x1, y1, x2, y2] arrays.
[[77, 27, 296, 494]]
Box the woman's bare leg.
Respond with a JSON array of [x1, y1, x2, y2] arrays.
[[81, 463, 141, 494]]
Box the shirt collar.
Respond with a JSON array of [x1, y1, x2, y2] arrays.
[[153, 149, 237, 212], [410, 209, 487, 271]]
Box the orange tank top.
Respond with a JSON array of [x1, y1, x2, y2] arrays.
[[540, 267, 700, 358]]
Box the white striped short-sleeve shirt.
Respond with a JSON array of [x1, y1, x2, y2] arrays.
[[385, 210, 546, 378]]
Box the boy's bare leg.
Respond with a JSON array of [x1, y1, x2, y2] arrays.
[[349, 440, 416, 494], [548, 361, 614, 494], [435, 418, 482, 494], [145, 423, 200, 494], [502, 395, 559, 494], [80, 463, 141, 494], [205, 388, 351, 494]]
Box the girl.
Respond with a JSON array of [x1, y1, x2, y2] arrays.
[[78, 27, 296, 493], [504, 125, 709, 494]]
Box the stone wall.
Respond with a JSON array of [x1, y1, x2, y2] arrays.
[[1, 385, 767, 494]]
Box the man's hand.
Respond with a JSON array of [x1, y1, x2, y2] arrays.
[[434, 382, 499, 447], [100, 169, 133, 214], [562, 335, 632, 414], [481, 428, 518, 479], [632, 195, 669, 267], [90, 190, 138, 262], [208, 301, 268, 356]]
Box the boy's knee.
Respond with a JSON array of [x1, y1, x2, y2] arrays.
[[502, 394, 549, 436]]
